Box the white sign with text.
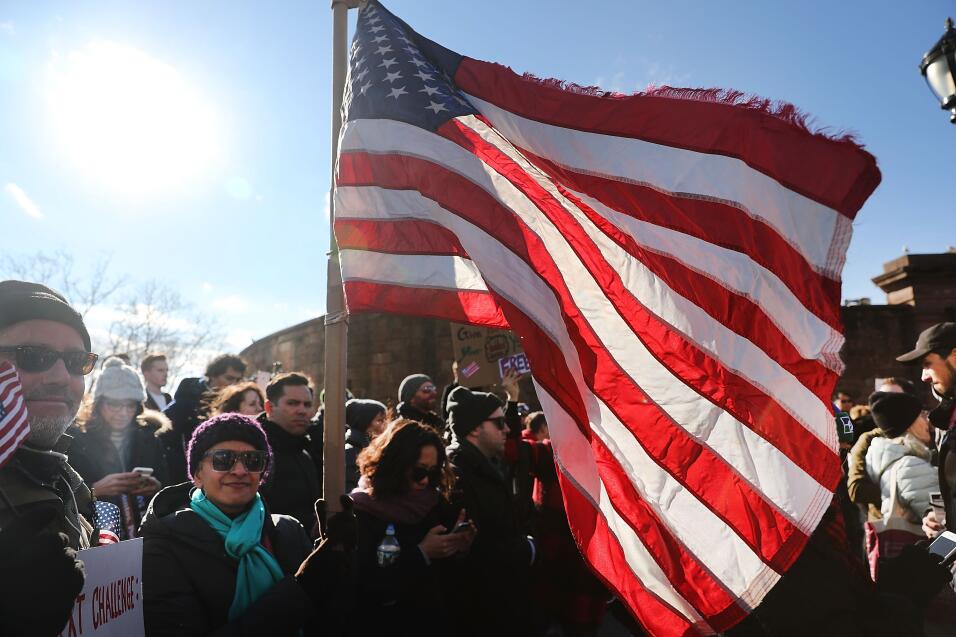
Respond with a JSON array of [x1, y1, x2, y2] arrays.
[[59, 538, 144, 637]]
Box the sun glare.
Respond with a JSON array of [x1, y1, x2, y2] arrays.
[[46, 41, 220, 196]]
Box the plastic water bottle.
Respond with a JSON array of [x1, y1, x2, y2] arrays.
[[376, 523, 401, 567]]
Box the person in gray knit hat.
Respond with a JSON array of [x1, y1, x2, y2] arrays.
[[68, 356, 170, 539], [395, 372, 444, 431]]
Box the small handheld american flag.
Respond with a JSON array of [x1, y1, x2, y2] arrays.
[[93, 500, 122, 545], [0, 361, 30, 470]]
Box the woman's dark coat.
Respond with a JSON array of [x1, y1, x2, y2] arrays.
[[352, 499, 457, 636], [140, 483, 315, 637]]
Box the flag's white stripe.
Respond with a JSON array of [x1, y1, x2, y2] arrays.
[[341, 118, 834, 448], [0, 408, 28, 449], [337, 181, 826, 583], [537, 386, 716, 634], [464, 92, 851, 279], [0, 375, 21, 399], [336, 181, 830, 529], [339, 250, 488, 292], [564, 186, 844, 370], [458, 114, 836, 447]]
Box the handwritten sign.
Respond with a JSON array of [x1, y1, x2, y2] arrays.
[[59, 539, 144, 637], [450, 323, 525, 388]]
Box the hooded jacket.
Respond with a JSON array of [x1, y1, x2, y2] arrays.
[[864, 434, 938, 522], [140, 483, 315, 637]]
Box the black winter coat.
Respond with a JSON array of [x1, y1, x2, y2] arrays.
[[929, 395, 956, 533], [162, 378, 215, 482], [344, 427, 369, 493], [140, 483, 316, 637], [447, 440, 533, 636], [69, 416, 171, 538], [352, 502, 458, 636], [258, 415, 322, 533]]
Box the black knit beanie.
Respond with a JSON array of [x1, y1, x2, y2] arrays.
[[447, 385, 502, 439], [868, 391, 923, 438], [0, 280, 91, 350], [398, 373, 431, 403], [345, 398, 386, 432]]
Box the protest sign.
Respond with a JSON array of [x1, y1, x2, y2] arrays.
[[59, 538, 143, 637], [450, 323, 525, 388]]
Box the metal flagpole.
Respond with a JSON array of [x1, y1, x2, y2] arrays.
[[324, 0, 362, 514]]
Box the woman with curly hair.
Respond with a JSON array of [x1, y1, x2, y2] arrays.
[[209, 381, 265, 417], [351, 418, 475, 635]]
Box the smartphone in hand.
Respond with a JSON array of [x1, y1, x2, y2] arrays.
[[928, 530, 956, 567]]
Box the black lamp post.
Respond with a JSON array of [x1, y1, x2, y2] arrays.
[[920, 17, 956, 123]]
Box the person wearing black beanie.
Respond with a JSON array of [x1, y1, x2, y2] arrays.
[[863, 391, 938, 528], [344, 399, 387, 491], [446, 385, 535, 636], [395, 373, 445, 431]]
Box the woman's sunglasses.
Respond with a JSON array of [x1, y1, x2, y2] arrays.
[[410, 465, 443, 484], [203, 449, 268, 473], [0, 346, 98, 376]]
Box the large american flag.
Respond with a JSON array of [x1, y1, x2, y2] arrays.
[[0, 361, 29, 469], [334, 2, 881, 633]]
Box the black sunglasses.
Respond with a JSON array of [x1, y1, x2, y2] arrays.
[[410, 465, 443, 484], [0, 346, 98, 376], [485, 416, 506, 430], [203, 449, 268, 473]]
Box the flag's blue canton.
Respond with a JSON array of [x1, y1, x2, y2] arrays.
[[343, 3, 476, 131], [93, 501, 122, 536], [0, 402, 6, 419]]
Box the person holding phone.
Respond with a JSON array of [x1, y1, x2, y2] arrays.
[[350, 419, 474, 636], [69, 356, 169, 539]]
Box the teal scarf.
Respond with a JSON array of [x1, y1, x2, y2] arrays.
[[190, 490, 284, 620]]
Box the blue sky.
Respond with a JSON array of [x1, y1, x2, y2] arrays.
[[1, 1, 953, 376]]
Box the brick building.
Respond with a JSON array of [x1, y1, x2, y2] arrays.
[[241, 250, 956, 407]]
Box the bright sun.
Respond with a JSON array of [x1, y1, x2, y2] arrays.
[[47, 41, 220, 195]]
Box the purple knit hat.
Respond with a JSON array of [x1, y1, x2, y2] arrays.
[[186, 413, 273, 481]]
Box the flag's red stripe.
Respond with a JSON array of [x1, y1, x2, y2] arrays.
[[338, 151, 836, 494], [0, 412, 29, 463], [436, 121, 840, 488], [499, 299, 752, 630], [453, 58, 881, 218], [558, 470, 705, 637], [550, 183, 838, 404], [517, 148, 843, 331], [343, 280, 509, 329], [335, 218, 470, 257], [340, 154, 814, 569]]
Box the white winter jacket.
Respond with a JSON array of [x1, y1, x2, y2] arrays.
[[864, 433, 939, 522]]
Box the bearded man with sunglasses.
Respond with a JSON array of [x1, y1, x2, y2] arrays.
[[0, 280, 97, 636]]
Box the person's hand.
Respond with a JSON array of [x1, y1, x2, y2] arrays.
[[92, 472, 143, 497], [923, 509, 944, 539], [0, 506, 85, 636], [314, 495, 357, 551], [501, 369, 521, 402], [452, 359, 460, 384], [877, 542, 953, 607], [130, 475, 162, 497], [419, 524, 462, 560]]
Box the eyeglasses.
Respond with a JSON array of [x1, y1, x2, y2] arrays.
[[417, 385, 437, 394], [203, 449, 268, 473], [485, 416, 507, 430], [0, 346, 98, 376], [410, 465, 443, 484], [102, 399, 139, 412]]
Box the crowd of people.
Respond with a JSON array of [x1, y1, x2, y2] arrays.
[[1, 278, 956, 636]]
